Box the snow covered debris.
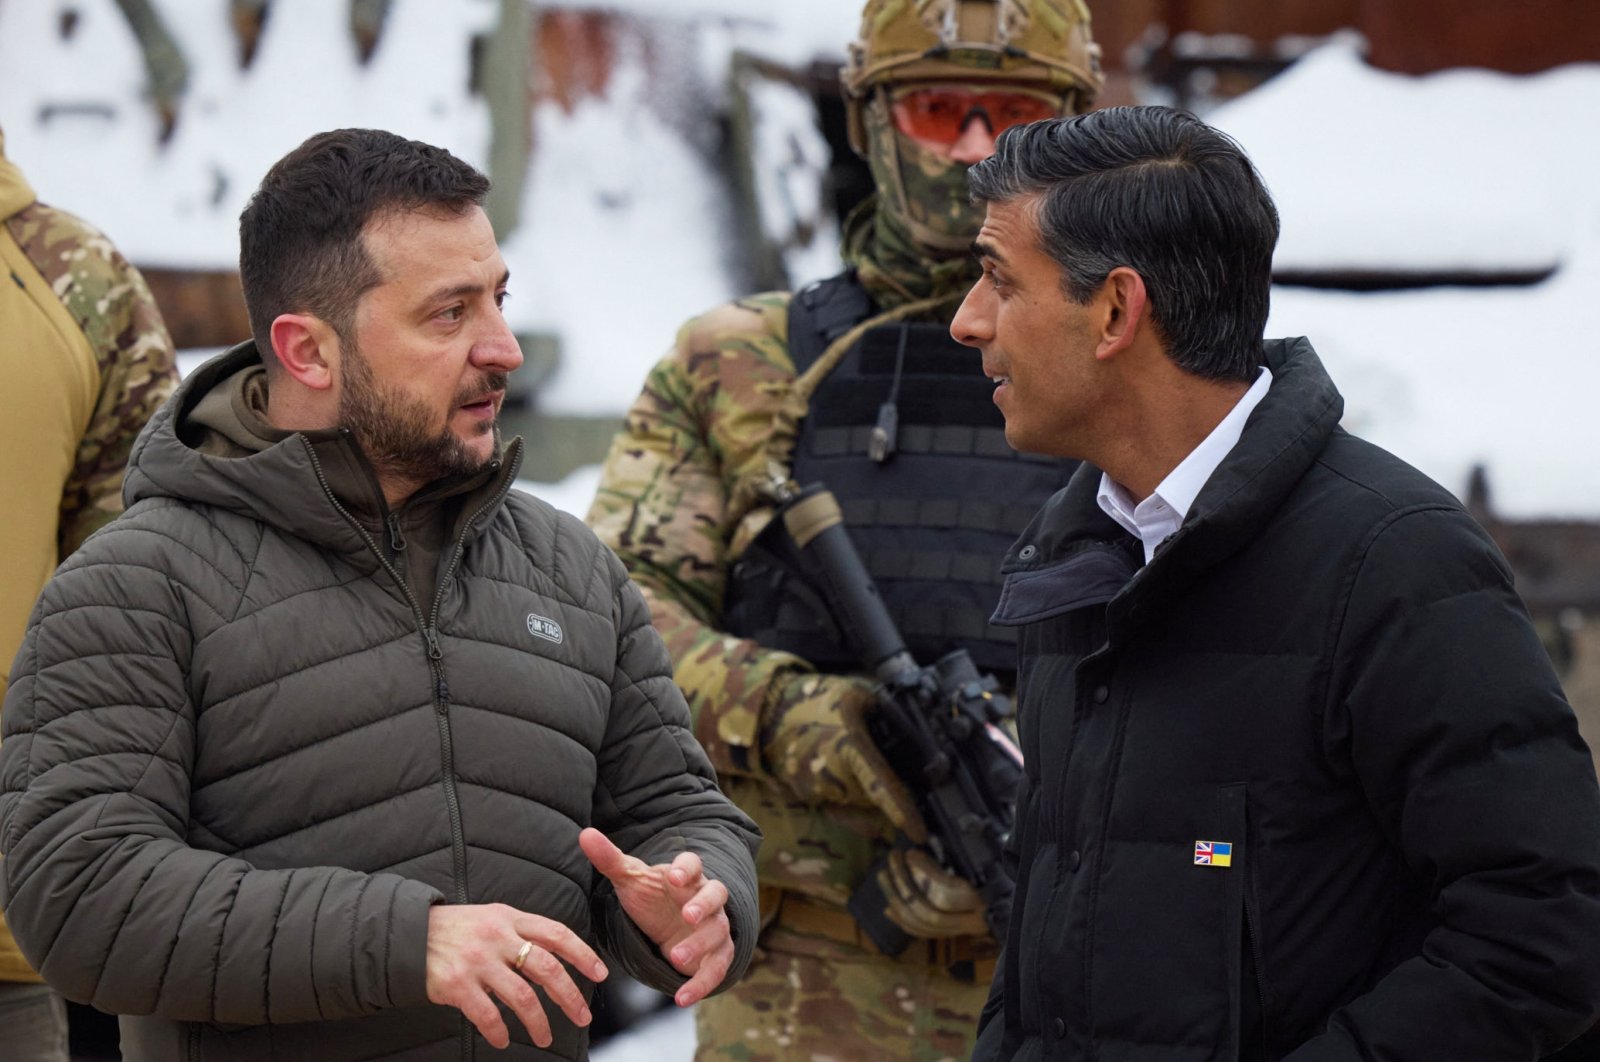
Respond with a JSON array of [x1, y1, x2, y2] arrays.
[[1209, 40, 1600, 275]]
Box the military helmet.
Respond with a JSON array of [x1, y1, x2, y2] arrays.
[[842, 0, 1104, 154]]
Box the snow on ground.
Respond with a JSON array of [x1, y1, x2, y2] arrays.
[[514, 463, 603, 521], [592, 1005, 696, 1062], [4, 7, 1597, 516]]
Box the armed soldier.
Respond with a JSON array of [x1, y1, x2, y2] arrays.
[[586, 2, 1102, 1056]]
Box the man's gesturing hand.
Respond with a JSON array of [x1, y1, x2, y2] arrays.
[[579, 827, 735, 1008], [425, 903, 609, 1050]]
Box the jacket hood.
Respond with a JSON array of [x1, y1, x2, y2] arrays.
[[124, 341, 522, 558], [0, 129, 37, 221]]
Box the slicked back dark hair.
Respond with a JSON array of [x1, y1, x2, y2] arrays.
[[239, 128, 491, 359], [967, 106, 1278, 381]]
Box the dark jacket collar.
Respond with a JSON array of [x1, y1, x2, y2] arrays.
[[1175, 336, 1344, 571], [993, 337, 1343, 626]]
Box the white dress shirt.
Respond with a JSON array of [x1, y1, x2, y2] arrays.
[[1096, 366, 1273, 564]]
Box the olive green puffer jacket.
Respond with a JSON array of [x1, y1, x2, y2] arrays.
[[0, 346, 760, 1061]]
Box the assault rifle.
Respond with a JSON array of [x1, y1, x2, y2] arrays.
[[766, 480, 1024, 955]]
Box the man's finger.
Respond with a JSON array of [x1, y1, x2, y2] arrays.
[[578, 827, 638, 883], [667, 910, 731, 972], [668, 849, 703, 888], [515, 914, 609, 982], [674, 937, 735, 1008], [679, 876, 728, 926], [510, 943, 592, 1030], [457, 985, 513, 1050], [486, 965, 555, 1048]]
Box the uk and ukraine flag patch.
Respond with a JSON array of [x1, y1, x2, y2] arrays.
[[1194, 840, 1233, 867]]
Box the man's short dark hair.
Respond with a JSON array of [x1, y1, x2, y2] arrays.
[[967, 106, 1279, 381], [239, 128, 491, 359]]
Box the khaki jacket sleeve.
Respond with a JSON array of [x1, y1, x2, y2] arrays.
[[586, 295, 810, 779]]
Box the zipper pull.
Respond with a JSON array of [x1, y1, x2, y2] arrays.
[[386, 512, 408, 553], [424, 626, 442, 660]]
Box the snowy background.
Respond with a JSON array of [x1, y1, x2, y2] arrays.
[[3, 0, 1597, 522]]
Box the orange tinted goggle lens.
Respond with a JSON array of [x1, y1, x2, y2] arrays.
[[890, 89, 1058, 144]]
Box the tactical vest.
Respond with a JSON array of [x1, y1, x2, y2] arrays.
[[723, 272, 1075, 677]]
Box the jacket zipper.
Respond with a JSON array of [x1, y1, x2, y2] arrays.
[[307, 439, 516, 1062], [303, 441, 470, 906], [431, 465, 512, 1062], [1242, 880, 1269, 1057], [386, 510, 408, 555]]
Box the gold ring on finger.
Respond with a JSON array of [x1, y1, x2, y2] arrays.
[[513, 940, 533, 972]]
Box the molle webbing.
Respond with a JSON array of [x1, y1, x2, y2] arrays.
[[724, 274, 1073, 675], [807, 423, 1016, 459]]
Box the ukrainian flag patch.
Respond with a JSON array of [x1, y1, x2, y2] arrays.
[[1194, 840, 1233, 867]]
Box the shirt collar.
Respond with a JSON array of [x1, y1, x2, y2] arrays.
[[1096, 365, 1273, 562]]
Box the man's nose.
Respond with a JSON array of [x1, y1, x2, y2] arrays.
[[950, 281, 991, 349], [474, 313, 524, 374], [949, 110, 998, 165]]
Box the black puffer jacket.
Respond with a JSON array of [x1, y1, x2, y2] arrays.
[[0, 346, 760, 1061], [974, 338, 1600, 1061]]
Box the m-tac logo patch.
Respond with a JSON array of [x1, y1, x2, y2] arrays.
[[526, 613, 564, 644]]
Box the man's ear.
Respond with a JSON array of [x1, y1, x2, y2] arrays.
[[269, 313, 339, 391], [1094, 266, 1149, 362]]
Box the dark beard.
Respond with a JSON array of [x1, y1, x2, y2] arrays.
[[339, 340, 506, 487]]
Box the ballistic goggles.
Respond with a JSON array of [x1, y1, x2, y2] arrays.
[[889, 85, 1061, 146]]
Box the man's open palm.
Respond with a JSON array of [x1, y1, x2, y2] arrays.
[[578, 827, 735, 1007]]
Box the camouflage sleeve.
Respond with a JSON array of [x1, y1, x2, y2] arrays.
[[11, 202, 178, 555], [587, 294, 812, 779]]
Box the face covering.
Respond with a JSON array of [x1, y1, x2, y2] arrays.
[[861, 91, 986, 257]]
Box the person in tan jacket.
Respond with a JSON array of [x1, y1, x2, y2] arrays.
[[0, 126, 179, 1060]]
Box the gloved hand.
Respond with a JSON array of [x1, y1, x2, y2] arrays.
[[760, 671, 927, 843], [878, 846, 990, 940]]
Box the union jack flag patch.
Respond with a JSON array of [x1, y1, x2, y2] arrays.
[[1194, 840, 1233, 867]]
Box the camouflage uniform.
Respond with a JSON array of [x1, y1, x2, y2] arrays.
[[588, 3, 1102, 1056], [0, 129, 178, 1006], [590, 215, 991, 1062]]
